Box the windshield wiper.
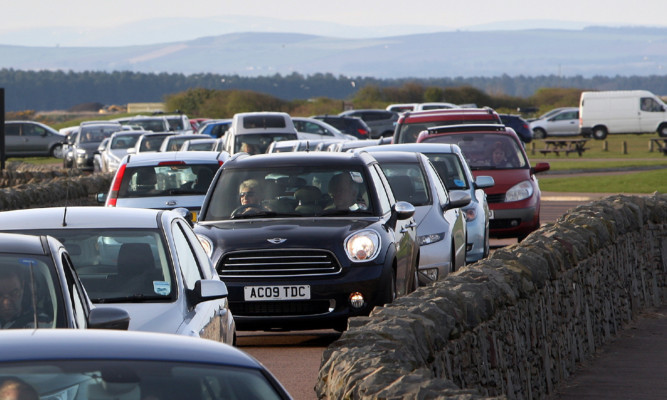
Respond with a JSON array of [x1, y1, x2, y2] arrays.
[[93, 294, 169, 303], [229, 210, 278, 219]]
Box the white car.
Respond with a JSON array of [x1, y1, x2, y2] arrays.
[[0, 207, 236, 345], [292, 116, 357, 141], [103, 151, 229, 221]]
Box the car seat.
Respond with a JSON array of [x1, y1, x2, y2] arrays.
[[116, 243, 160, 296], [294, 185, 323, 214], [387, 175, 415, 203]]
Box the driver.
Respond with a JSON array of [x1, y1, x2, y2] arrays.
[[231, 179, 267, 217]]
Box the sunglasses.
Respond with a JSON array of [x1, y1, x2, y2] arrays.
[[239, 191, 256, 198]]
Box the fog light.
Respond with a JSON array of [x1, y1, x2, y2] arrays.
[[349, 292, 365, 309], [423, 268, 438, 281]]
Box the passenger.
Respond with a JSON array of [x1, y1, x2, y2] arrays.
[[0, 265, 33, 330], [0, 377, 39, 400], [240, 142, 258, 155], [325, 172, 359, 211], [491, 141, 513, 168]]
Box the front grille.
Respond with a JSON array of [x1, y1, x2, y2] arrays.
[[490, 218, 521, 230], [231, 300, 332, 316], [486, 193, 506, 203], [218, 249, 341, 278]]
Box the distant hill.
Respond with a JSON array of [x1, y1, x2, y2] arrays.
[[1, 26, 666, 78]]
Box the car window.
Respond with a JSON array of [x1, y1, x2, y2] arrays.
[[423, 133, 527, 169], [61, 253, 89, 328], [424, 153, 470, 190], [118, 164, 220, 197], [377, 162, 431, 206], [24, 123, 46, 137], [176, 219, 214, 279], [368, 165, 392, 214], [171, 221, 203, 290], [4, 123, 20, 136], [425, 160, 450, 206], [234, 133, 298, 155], [110, 135, 140, 150], [203, 166, 374, 220]]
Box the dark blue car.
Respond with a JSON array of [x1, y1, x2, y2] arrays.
[[194, 151, 419, 331], [499, 113, 533, 144]]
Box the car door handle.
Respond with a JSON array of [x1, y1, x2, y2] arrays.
[[400, 222, 417, 233]]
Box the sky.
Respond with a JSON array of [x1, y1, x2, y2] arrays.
[[4, 0, 667, 32]]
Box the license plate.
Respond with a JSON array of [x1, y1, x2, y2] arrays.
[[488, 210, 495, 219], [244, 285, 311, 301]]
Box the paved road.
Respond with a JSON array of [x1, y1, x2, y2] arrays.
[[238, 193, 626, 400]]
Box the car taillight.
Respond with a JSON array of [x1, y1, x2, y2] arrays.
[[357, 129, 368, 136], [106, 163, 126, 207]]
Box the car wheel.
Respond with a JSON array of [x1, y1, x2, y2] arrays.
[[380, 268, 397, 305], [50, 144, 63, 158], [533, 128, 547, 139], [658, 124, 667, 138], [592, 126, 608, 140]]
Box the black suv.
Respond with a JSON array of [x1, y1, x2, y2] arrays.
[[194, 151, 419, 331], [310, 115, 372, 139], [338, 109, 399, 139]]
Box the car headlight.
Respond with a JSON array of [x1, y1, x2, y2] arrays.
[[344, 230, 380, 262], [75, 148, 87, 155], [418, 232, 445, 246], [505, 180, 534, 202], [196, 234, 214, 258]]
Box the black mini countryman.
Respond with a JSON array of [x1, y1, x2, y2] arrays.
[[194, 151, 419, 331]]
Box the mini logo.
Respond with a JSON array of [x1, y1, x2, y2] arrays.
[[267, 238, 287, 244]]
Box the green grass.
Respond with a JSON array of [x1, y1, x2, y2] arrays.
[[539, 169, 667, 194], [528, 133, 667, 160]]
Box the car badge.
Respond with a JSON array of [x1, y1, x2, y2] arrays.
[[166, 200, 177, 206], [267, 238, 287, 244]]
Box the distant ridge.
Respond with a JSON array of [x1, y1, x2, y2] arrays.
[[1, 26, 666, 79]]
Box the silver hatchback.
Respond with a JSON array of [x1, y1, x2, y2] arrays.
[[0, 206, 236, 344]]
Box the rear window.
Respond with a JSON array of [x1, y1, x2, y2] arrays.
[[118, 163, 220, 197], [421, 133, 527, 170], [242, 115, 287, 129]]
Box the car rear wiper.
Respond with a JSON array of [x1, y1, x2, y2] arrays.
[[93, 294, 170, 303]]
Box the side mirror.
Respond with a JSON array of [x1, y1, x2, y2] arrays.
[[96, 193, 107, 204], [531, 162, 551, 174], [88, 307, 130, 330], [393, 201, 415, 220], [446, 190, 471, 210], [189, 279, 228, 305], [474, 175, 495, 189]]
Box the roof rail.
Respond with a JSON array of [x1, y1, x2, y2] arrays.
[[426, 124, 507, 135]]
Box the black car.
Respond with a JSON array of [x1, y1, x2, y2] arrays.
[[310, 115, 372, 140], [194, 151, 419, 331], [63, 123, 122, 170], [499, 113, 533, 144]]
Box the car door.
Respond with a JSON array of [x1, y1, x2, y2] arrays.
[[550, 110, 579, 135], [4, 122, 22, 155], [171, 219, 233, 344], [371, 164, 417, 295], [22, 122, 52, 155]]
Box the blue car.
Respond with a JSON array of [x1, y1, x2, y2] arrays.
[[0, 329, 292, 399]]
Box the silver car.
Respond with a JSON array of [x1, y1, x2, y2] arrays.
[[363, 150, 471, 284], [103, 151, 229, 221], [94, 130, 146, 173], [529, 107, 580, 138], [361, 143, 494, 263], [0, 207, 236, 345], [3, 120, 67, 158]]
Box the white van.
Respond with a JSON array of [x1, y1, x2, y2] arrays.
[[223, 112, 298, 155], [579, 90, 667, 139]]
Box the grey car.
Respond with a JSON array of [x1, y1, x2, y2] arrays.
[[3, 120, 67, 158], [362, 143, 494, 263], [0, 206, 236, 345], [63, 123, 122, 170], [361, 150, 471, 284], [338, 109, 399, 139], [93, 130, 145, 173], [529, 107, 580, 138]]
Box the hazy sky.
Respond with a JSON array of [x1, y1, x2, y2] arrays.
[[4, 0, 667, 31]]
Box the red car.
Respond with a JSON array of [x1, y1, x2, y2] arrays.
[[392, 107, 503, 144], [417, 124, 550, 241]]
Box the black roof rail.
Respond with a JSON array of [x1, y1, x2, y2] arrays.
[[426, 124, 507, 135]]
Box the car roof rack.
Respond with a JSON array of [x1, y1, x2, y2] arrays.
[[426, 124, 507, 135]]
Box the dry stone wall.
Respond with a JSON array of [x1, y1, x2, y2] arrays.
[[317, 193, 667, 400]]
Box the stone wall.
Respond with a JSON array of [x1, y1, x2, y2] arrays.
[[0, 162, 113, 209], [317, 193, 667, 400]]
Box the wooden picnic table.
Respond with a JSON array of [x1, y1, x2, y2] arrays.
[[538, 138, 589, 157], [649, 138, 667, 155]]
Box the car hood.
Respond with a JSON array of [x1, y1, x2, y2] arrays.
[[412, 205, 433, 228], [471, 168, 533, 194], [197, 218, 378, 252], [96, 303, 185, 334]]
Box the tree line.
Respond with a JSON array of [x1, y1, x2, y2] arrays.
[[2, 68, 667, 113]]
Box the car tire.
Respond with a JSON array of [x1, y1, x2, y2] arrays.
[[533, 128, 547, 139], [380, 268, 397, 306], [50, 144, 63, 159], [592, 126, 608, 140], [658, 124, 667, 138]]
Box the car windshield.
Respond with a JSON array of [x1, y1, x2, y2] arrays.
[[20, 229, 174, 303], [377, 162, 431, 206], [79, 126, 119, 144], [202, 166, 374, 220], [130, 119, 168, 132], [0, 256, 62, 329], [119, 164, 220, 197], [0, 360, 285, 400], [422, 133, 528, 170], [139, 135, 171, 152], [422, 153, 470, 190], [110, 135, 140, 150], [234, 133, 298, 155]]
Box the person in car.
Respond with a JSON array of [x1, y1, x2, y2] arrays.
[[491, 141, 514, 168], [0, 377, 39, 400], [240, 142, 258, 155], [232, 179, 268, 216], [0, 265, 38, 330], [325, 172, 360, 211]]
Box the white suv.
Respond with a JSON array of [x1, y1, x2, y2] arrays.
[[223, 112, 298, 155]]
